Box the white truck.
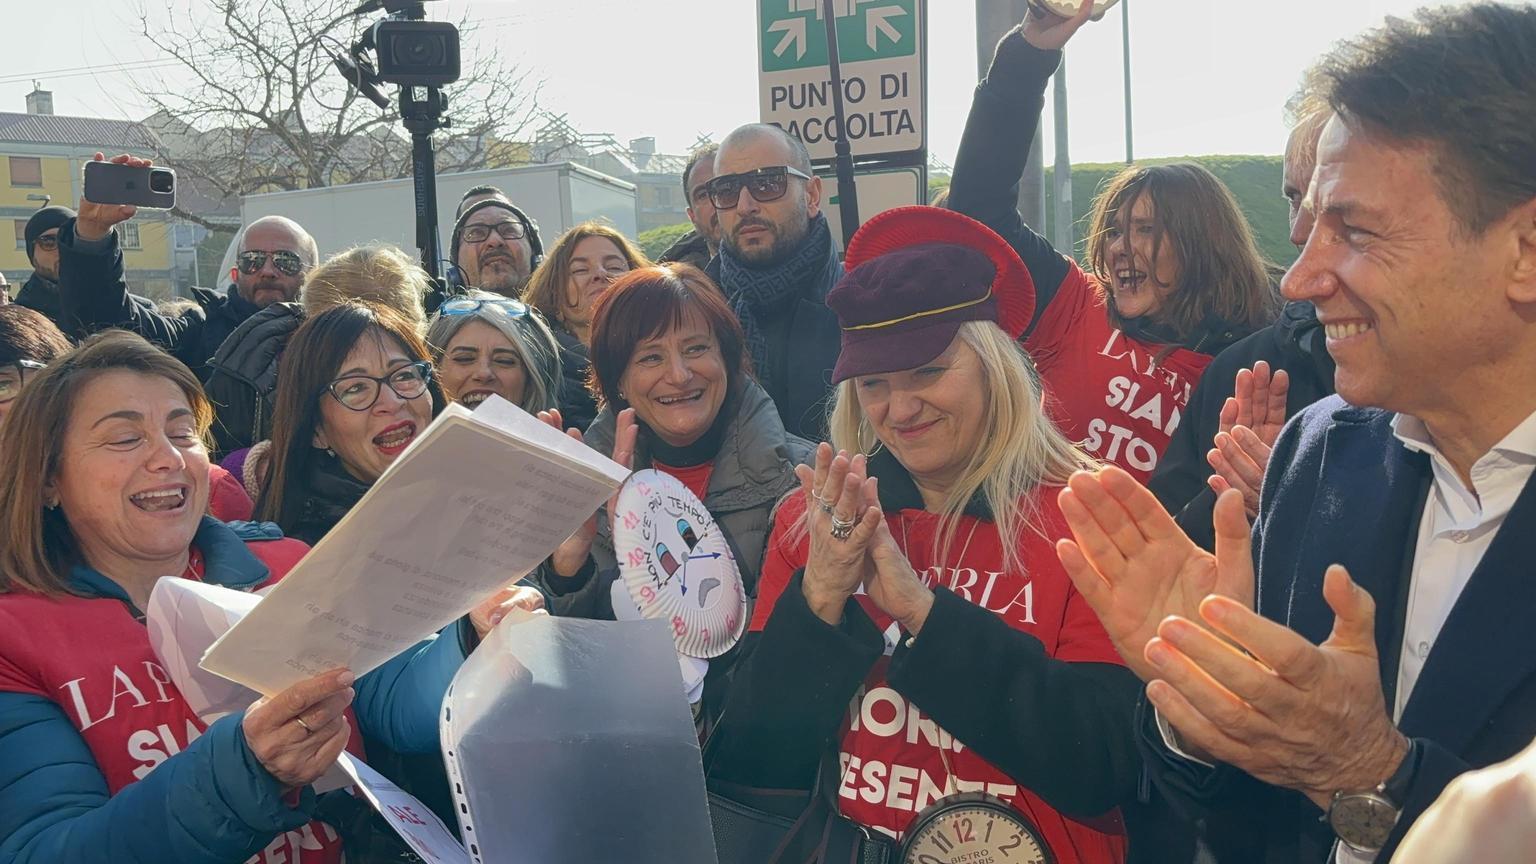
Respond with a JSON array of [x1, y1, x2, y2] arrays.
[[236, 162, 638, 268]]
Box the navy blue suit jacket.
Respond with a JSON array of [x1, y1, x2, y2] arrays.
[[1139, 395, 1536, 862]]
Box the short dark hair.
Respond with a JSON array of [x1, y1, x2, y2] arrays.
[[587, 264, 751, 411], [0, 305, 71, 367], [1320, 3, 1536, 235], [455, 185, 508, 219], [461, 184, 505, 202], [719, 123, 813, 175], [682, 143, 720, 196]]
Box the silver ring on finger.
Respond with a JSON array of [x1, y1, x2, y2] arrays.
[[294, 716, 314, 736], [818, 500, 836, 516], [829, 515, 857, 541]]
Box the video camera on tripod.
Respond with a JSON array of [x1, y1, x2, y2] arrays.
[[332, 0, 460, 283]]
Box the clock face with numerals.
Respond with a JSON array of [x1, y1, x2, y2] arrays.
[[900, 794, 1052, 864], [613, 469, 747, 659]]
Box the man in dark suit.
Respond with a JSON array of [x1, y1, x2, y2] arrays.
[[1053, 5, 1536, 861]]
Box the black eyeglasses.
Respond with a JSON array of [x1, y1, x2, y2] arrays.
[[237, 249, 305, 277], [0, 359, 45, 404], [706, 166, 814, 210], [439, 297, 530, 318], [326, 361, 433, 411], [462, 220, 527, 244], [33, 234, 59, 252]]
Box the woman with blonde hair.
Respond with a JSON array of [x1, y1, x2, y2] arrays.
[[301, 244, 431, 332], [707, 207, 1138, 864], [425, 291, 561, 415], [521, 221, 650, 431]]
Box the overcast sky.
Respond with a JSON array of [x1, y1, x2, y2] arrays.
[[2, 0, 1440, 167]]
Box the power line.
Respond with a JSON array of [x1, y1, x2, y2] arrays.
[[0, 58, 181, 87]]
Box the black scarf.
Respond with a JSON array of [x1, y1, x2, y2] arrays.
[[868, 448, 994, 521], [642, 384, 741, 468], [715, 213, 838, 394], [292, 453, 372, 545]]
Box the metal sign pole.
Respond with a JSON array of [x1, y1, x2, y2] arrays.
[[822, 0, 861, 246], [1122, 0, 1134, 164]]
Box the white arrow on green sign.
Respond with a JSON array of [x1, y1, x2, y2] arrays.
[[757, 0, 926, 161]]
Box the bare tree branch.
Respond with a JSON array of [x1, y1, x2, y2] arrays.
[[135, 0, 540, 206]]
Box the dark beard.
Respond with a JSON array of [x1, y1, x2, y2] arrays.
[[726, 212, 810, 268]]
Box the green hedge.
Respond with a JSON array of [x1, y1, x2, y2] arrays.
[[637, 223, 694, 261]]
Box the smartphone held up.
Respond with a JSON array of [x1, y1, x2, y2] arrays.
[[83, 161, 176, 209]]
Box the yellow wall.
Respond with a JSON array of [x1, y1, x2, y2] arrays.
[[0, 154, 74, 210], [2, 154, 76, 274], [122, 219, 172, 270], [3, 154, 174, 282]]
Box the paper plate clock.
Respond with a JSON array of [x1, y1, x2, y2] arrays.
[[1036, 0, 1120, 16], [613, 469, 747, 659]]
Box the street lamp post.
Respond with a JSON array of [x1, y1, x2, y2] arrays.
[[1122, 0, 1134, 164]]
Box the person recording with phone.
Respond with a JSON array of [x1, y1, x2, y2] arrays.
[[14, 203, 157, 336], [54, 153, 319, 381]]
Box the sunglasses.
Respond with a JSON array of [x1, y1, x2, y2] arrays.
[[33, 235, 59, 252], [326, 361, 433, 412], [0, 359, 45, 404], [237, 249, 305, 277], [462, 220, 527, 244], [706, 165, 814, 210], [439, 297, 531, 318]]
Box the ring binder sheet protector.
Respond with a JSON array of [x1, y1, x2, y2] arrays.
[[200, 396, 628, 696], [441, 612, 719, 864]]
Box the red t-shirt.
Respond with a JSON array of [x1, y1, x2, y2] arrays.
[[1026, 264, 1213, 482], [0, 538, 357, 864], [653, 460, 715, 502], [752, 491, 1126, 863]]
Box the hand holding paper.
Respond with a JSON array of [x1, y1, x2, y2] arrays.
[[201, 396, 629, 696]]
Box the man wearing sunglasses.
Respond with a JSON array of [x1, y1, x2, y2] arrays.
[[17, 204, 159, 334], [51, 153, 319, 381], [703, 123, 842, 442]]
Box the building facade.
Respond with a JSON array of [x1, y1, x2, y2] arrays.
[[1, 87, 187, 299]]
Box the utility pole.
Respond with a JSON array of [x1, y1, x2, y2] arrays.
[[975, 0, 1044, 230], [1122, 0, 1134, 163], [1052, 54, 1073, 253]]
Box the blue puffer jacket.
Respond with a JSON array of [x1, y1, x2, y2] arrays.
[[0, 518, 471, 864]]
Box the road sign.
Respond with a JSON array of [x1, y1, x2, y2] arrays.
[[758, 0, 927, 161], [816, 165, 927, 249]]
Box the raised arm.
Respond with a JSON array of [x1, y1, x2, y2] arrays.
[[55, 155, 205, 365], [948, 2, 1095, 330]]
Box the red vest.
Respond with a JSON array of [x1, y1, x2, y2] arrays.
[[1027, 264, 1213, 482], [0, 538, 355, 864], [753, 492, 1126, 863]]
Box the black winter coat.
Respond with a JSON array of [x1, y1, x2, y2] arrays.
[[1148, 301, 1336, 551], [56, 220, 262, 380], [550, 321, 599, 433]]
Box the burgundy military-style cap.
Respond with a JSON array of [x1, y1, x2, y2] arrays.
[[827, 206, 1036, 383]]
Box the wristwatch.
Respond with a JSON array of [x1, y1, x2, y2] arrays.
[[1327, 739, 1419, 854]]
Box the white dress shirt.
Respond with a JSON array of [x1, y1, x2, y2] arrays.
[[1159, 407, 1536, 863]]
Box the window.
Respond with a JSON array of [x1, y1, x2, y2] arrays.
[[8, 157, 42, 188], [13, 220, 25, 250], [119, 222, 141, 250]]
